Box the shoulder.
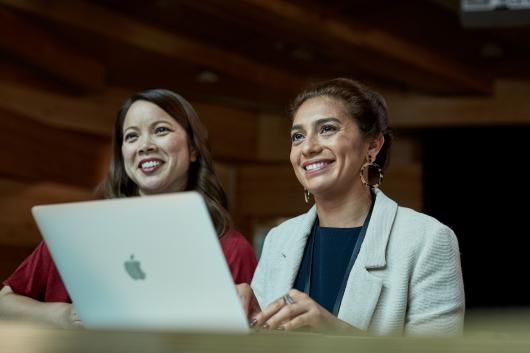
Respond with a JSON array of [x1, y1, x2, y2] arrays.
[[220, 229, 256, 258], [374, 189, 458, 254], [391, 205, 459, 256], [220, 229, 257, 284]]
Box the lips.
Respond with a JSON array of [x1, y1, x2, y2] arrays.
[[302, 159, 334, 174], [138, 158, 164, 173]]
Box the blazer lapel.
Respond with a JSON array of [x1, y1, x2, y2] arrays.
[[273, 206, 317, 297], [337, 189, 398, 331]]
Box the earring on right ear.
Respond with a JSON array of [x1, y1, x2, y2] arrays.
[[360, 155, 383, 188]]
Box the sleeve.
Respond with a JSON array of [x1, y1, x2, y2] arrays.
[[3, 241, 53, 301], [220, 229, 257, 284], [406, 226, 465, 336]]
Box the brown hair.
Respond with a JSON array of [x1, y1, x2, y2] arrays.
[[289, 78, 393, 169], [98, 89, 231, 236]]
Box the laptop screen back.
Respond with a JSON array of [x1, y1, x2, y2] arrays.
[[32, 192, 248, 332]]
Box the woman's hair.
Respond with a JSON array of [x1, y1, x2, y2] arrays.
[[98, 89, 231, 236], [288, 78, 393, 169]]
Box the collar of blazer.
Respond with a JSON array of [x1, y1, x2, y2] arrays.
[[285, 188, 398, 269]]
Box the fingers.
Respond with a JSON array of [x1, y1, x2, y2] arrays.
[[279, 311, 314, 331], [70, 319, 84, 328], [69, 307, 83, 328], [236, 283, 262, 325], [257, 289, 307, 329], [70, 308, 80, 321], [263, 301, 306, 330], [253, 293, 286, 327]]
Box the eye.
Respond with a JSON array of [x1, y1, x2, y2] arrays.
[[291, 132, 304, 144], [320, 124, 337, 135], [124, 132, 138, 142], [154, 126, 170, 135]]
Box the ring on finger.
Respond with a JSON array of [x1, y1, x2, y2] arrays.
[[282, 293, 295, 305]]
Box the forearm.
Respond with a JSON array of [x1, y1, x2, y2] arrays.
[[0, 286, 75, 327]]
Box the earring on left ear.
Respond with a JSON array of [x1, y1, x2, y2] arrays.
[[360, 155, 383, 188], [304, 189, 312, 204]]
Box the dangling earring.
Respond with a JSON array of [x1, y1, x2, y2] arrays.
[[360, 155, 383, 188], [304, 189, 311, 203]]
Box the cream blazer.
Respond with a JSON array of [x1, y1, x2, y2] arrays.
[[251, 189, 465, 336]]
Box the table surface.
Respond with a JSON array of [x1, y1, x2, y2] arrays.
[[1, 317, 530, 353]]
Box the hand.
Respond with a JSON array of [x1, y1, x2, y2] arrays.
[[254, 289, 361, 333], [46, 303, 83, 329], [236, 283, 261, 326]]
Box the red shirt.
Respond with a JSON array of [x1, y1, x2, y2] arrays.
[[3, 229, 257, 303]]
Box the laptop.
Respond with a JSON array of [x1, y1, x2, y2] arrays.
[[31, 191, 249, 332]]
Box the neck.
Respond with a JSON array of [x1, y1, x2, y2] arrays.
[[314, 187, 373, 228]]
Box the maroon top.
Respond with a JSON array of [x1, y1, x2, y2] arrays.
[[3, 229, 257, 303]]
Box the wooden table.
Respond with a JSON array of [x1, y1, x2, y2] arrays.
[[1, 319, 530, 353]]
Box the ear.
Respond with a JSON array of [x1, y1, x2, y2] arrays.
[[189, 146, 199, 162], [368, 133, 385, 159]]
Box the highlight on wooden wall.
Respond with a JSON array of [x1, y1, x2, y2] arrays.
[[1, 0, 529, 285]]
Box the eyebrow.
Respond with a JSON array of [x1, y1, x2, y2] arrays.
[[123, 119, 171, 132], [291, 117, 341, 132]]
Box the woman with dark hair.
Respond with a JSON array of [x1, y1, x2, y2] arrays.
[[238, 78, 464, 335], [0, 89, 257, 328]]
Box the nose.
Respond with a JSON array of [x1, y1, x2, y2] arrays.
[[301, 133, 322, 156], [138, 135, 157, 155]]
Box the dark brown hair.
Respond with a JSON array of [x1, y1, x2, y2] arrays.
[[98, 89, 231, 236], [289, 78, 393, 169]]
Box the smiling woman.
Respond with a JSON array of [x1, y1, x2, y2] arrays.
[[237, 78, 464, 336], [0, 89, 257, 328]]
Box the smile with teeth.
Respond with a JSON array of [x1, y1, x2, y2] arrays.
[[139, 160, 163, 172], [304, 161, 332, 172]]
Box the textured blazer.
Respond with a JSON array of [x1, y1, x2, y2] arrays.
[[251, 189, 465, 336]]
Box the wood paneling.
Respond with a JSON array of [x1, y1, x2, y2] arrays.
[[0, 108, 110, 187], [0, 178, 92, 247], [235, 164, 308, 218], [386, 80, 530, 127], [257, 113, 291, 162], [0, 245, 35, 282], [194, 103, 258, 162]]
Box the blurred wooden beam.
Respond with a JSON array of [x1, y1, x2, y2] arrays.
[[0, 81, 115, 136], [0, 0, 306, 94], [241, 0, 492, 94], [387, 80, 530, 127], [0, 7, 104, 90]]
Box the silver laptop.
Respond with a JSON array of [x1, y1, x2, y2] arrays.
[[31, 191, 249, 332]]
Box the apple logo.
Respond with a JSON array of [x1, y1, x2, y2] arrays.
[[124, 254, 146, 280]]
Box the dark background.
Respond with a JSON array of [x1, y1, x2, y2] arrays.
[[423, 126, 530, 308]]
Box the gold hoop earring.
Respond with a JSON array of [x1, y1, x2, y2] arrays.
[[304, 189, 311, 203], [360, 155, 383, 188]]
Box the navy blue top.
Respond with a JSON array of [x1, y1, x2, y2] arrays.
[[293, 225, 361, 314]]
